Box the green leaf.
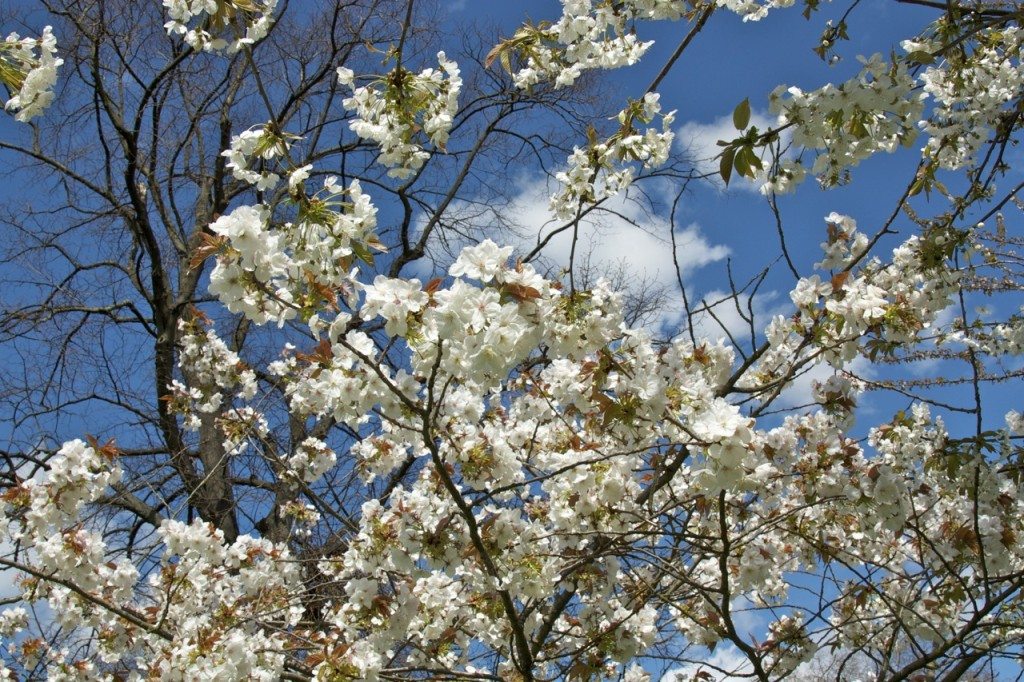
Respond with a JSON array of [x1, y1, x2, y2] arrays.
[[351, 241, 376, 266], [848, 115, 869, 139], [746, 146, 763, 172], [908, 177, 925, 197], [734, 147, 749, 180], [735, 146, 762, 179], [733, 98, 751, 130], [719, 147, 735, 186], [905, 50, 935, 65]]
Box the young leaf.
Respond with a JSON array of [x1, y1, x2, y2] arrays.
[[905, 50, 934, 65], [733, 98, 751, 130], [737, 146, 753, 179], [484, 43, 503, 69], [720, 146, 735, 186], [351, 241, 376, 266]]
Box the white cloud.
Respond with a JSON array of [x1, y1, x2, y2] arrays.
[[682, 289, 786, 347], [0, 541, 24, 600], [772, 355, 876, 411], [663, 636, 881, 681], [527, 194, 729, 289], [931, 303, 959, 332], [904, 304, 959, 377], [662, 645, 753, 681], [676, 110, 784, 193], [420, 176, 730, 331]]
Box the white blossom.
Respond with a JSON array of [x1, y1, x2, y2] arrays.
[[2, 26, 61, 121]]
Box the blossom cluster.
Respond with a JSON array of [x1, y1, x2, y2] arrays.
[[551, 93, 675, 219], [749, 212, 960, 398], [337, 52, 462, 179], [917, 26, 1024, 170], [207, 176, 380, 326], [715, 0, 796, 21], [765, 53, 923, 191], [733, 21, 1024, 192], [221, 123, 297, 191], [0, 439, 304, 679], [163, 0, 277, 53], [502, 2, 657, 91], [502, 0, 794, 92], [167, 320, 268, 455], [1, 25, 61, 122]]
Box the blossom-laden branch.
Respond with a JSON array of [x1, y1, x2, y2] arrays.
[[3, 186, 1022, 677]]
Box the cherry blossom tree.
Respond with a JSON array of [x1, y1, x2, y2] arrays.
[[1, 0, 1024, 680]]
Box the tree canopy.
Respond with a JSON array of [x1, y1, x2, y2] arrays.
[[1, 0, 1023, 680]]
